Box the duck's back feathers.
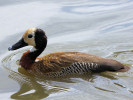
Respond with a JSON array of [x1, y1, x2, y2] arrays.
[[31, 52, 128, 76]]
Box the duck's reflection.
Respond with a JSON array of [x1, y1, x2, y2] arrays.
[[8, 67, 70, 100], [7, 65, 127, 100], [8, 64, 123, 100]]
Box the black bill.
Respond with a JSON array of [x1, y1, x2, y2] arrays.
[[8, 38, 28, 51]]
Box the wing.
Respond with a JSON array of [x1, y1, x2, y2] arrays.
[[32, 52, 127, 74]]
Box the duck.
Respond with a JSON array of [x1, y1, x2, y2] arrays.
[[8, 28, 130, 77]]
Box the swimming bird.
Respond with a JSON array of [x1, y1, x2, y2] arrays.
[[8, 28, 129, 77]]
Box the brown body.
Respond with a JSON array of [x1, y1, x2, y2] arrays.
[[8, 28, 130, 77], [20, 51, 129, 77]]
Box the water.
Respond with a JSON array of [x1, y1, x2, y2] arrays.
[[0, 0, 133, 100]]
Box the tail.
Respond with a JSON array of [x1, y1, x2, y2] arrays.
[[100, 59, 130, 72], [90, 60, 130, 73], [116, 65, 130, 72]]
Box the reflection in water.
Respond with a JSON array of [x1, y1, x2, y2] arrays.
[[94, 87, 115, 93], [2, 49, 133, 99], [7, 67, 97, 99], [1, 0, 133, 100], [6, 67, 68, 100]]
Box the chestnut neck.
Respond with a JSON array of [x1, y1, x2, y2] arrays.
[[20, 46, 46, 69], [20, 34, 47, 69]]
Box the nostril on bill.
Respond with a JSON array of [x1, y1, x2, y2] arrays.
[[8, 47, 12, 51]]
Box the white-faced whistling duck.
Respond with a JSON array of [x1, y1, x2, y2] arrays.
[[8, 28, 130, 77]]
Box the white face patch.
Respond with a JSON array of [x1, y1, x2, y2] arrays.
[[23, 28, 37, 47], [30, 47, 37, 52]]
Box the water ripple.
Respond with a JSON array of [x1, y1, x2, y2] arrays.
[[62, 0, 133, 14]]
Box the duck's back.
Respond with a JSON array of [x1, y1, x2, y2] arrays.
[[32, 52, 129, 77]]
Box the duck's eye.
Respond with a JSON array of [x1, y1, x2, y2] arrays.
[[28, 34, 33, 38]]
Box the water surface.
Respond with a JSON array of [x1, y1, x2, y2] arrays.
[[0, 0, 133, 100]]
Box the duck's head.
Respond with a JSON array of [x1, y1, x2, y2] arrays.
[[8, 28, 47, 51]]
